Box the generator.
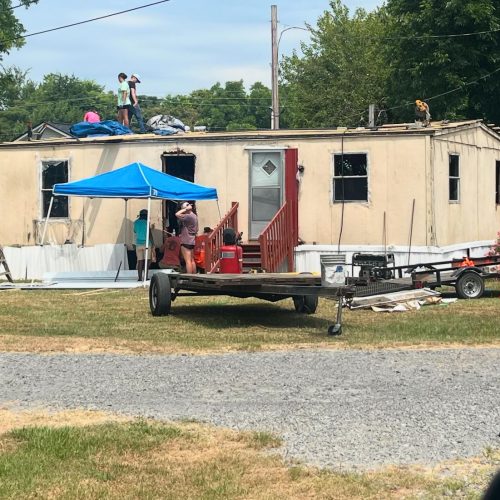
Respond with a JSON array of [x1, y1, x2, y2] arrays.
[[219, 228, 243, 274], [352, 253, 395, 280]]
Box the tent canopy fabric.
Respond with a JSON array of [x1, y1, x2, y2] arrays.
[[52, 162, 218, 200]]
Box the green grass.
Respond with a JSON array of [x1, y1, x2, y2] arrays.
[[1, 420, 498, 499], [0, 283, 499, 353]]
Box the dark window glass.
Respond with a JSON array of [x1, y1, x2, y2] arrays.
[[42, 161, 69, 217], [334, 154, 367, 177], [333, 153, 368, 202], [449, 155, 459, 177], [449, 179, 459, 202], [496, 161, 500, 205], [448, 155, 460, 202]]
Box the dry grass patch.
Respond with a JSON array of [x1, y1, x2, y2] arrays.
[[0, 416, 498, 499], [0, 285, 499, 354]]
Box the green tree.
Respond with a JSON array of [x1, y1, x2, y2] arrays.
[[0, 0, 38, 59], [385, 0, 500, 123], [0, 73, 114, 140], [280, 0, 389, 128]]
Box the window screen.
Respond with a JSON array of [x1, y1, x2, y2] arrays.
[[449, 155, 460, 202], [41, 161, 69, 218], [333, 153, 368, 202]]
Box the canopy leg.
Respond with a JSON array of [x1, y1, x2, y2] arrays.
[[143, 197, 152, 287], [40, 196, 54, 246]]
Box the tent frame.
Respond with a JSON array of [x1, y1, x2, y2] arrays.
[[41, 162, 218, 286]]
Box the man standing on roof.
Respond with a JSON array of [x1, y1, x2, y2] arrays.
[[128, 73, 146, 133], [415, 99, 431, 127], [176, 202, 198, 274], [117, 72, 131, 127]]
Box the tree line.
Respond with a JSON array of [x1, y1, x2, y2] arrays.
[[1, 0, 499, 140]]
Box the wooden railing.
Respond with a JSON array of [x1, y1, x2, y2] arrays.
[[259, 201, 294, 273], [204, 202, 239, 273]]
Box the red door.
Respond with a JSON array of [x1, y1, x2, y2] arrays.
[[285, 148, 299, 245]]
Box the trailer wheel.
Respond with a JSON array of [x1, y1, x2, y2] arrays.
[[455, 272, 484, 299], [293, 295, 318, 314], [149, 273, 172, 316]]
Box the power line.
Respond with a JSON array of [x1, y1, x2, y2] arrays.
[[382, 66, 500, 114], [1, 0, 171, 44], [279, 23, 500, 42]]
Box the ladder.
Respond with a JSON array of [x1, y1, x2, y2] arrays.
[[0, 246, 13, 283]]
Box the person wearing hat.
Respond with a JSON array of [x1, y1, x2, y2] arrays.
[[128, 73, 146, 133], [134, 208, 154, 280], [175, 202, 198, 274]]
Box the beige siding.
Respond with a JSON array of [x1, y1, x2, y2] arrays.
[[0, 124, 499, 249], [431, 126, 500, 246]]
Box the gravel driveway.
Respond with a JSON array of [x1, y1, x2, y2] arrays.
[[1, 348, 499, 469]]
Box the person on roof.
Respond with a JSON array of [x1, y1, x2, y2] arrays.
[[128, 73, 146, 133], [83, 108, 100, 123], [415, 99, 431, 126], [117, 72, 131, 127]]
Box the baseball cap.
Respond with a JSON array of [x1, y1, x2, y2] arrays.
[[131, 73, 141, 83]]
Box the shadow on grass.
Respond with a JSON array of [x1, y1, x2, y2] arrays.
[[169, 300, 332, 332]]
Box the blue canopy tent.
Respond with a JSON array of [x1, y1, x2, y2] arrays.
[[42, 162, 218, 284]]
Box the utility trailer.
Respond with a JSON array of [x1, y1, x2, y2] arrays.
[[149, 272, 356, 335], [364, 255, 500, 299]]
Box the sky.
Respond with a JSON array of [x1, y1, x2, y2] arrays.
[[6, 0, 382, 97]]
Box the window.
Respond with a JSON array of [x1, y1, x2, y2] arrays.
[[496, 161, 500, 205], [333, 153, 368, 202], [449, 154, 460, 202], [41, 160, 69, 218]]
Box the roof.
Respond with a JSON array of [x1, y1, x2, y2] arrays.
[[3, 119, 498, 148], [13, 121, 73, 142]]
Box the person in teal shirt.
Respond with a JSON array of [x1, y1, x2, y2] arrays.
[[134, 209, 153, 281], [117, 72, 131, 127]]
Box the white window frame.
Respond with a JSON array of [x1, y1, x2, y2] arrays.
[[449, 153, 460, 203], [332, 152, 369, 204], [39, 158, 71, 220]]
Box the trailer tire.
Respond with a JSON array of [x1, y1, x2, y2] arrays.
[[293, 295, 318, 314], [455, 272, 484, 299], [149, 273, 172, 316]]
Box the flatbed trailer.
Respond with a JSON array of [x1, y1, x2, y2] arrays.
[[149, 272, 356, 335], [367, 255, 500, 299]]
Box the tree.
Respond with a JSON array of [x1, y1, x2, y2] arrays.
[[0, 0, 39, 60], [0, 73, 114, 140], [385, 0, 500, 123], [280, 0, 389, 128]]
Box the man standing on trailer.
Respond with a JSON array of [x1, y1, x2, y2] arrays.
[[128, 73, 146, 133]]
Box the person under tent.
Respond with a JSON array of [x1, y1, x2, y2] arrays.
[[133, 209, 154, 281]]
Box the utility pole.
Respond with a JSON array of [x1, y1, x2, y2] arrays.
[[271, 5, 279, 130], [368, 104, 376, 128]]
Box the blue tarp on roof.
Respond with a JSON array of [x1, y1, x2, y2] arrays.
[[53, 162, 218, 200]]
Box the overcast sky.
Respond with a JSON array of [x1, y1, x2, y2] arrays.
[[6, 0, 382, 96]]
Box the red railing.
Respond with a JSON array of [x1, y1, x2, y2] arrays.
[[204, 202, 239, 273], [259, 201, 294, 273]]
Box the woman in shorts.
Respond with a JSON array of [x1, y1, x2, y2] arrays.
[[175, 202, 198, 274], [117, 72, 131, 126]]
